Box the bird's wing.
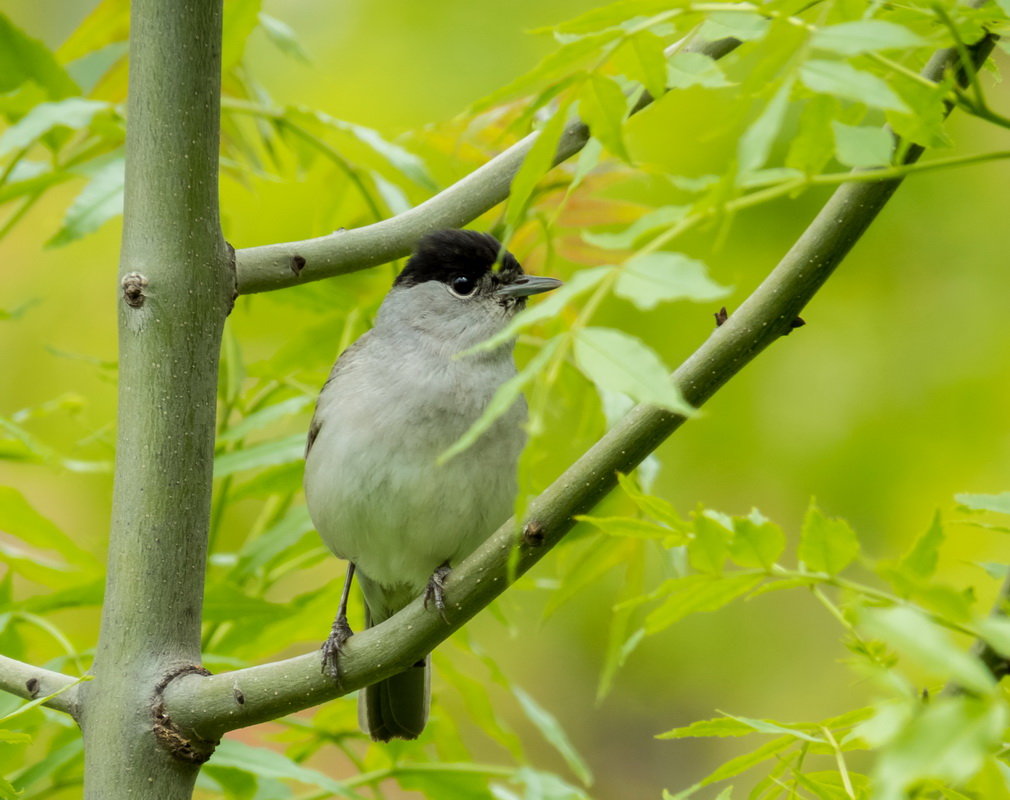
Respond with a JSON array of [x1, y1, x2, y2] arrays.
[[304, 331, 372, 459]]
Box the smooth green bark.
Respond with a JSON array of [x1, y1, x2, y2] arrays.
[[77, 0, 232, 797]]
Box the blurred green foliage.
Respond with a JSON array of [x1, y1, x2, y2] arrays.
[[2, 0, 1010, 797]]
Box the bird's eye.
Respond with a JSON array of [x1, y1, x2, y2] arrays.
[[449, 274, 477, 297]]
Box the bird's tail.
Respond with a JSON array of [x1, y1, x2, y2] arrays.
[[358, 607, 430, 741]]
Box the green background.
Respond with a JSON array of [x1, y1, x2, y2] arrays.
[[2, 1, 1009, 797]]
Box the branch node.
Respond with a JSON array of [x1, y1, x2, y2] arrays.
[[121, 272, 149, 308], [783, 316, 806, 336], [290, 254, 306, 276], [226, 242, 238, 313], [522, 520, 546, 546], [25, 678, 39, 698], [152, 665, 218, 764], [714, 307, 729, 327]]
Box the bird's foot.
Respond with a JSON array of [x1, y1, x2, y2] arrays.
[[423, 562, 452, 623], [320, 615, 354, 680]]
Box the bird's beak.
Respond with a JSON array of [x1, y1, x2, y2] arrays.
[[496, 275, 563, 298]]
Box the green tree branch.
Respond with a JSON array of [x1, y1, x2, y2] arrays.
[[160, 21, 997, 746], [0, 656, 79, 717], [74, 0, 233, 796], [231, 36, 742, 295]]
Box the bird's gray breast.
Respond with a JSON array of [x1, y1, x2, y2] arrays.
[[304, 329, 525, 598]]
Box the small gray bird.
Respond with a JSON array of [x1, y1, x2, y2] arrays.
[[304, 229, 561, 741]]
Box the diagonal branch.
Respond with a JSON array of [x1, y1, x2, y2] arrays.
[[233, 37, 741, 294], [0, 656, 80, 718], [162, 30, 995, 743], [163, 26, 997, 743]]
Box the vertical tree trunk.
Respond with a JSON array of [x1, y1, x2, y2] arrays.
[[78, 1, 230, 796]]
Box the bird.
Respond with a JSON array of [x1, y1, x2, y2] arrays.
[[303, 228, 562, 741]]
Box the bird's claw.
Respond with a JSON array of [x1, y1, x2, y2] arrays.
[[423, 563, 452, 624], [320, 615, 354, 680]]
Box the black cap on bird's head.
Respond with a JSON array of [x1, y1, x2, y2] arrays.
[[394, 229, 562, 308]]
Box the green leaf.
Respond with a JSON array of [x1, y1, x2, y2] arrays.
[[213, 433, 307, 477], [720, 713, 824, 743], [899, 510, 944, 579], [614, 252, 730, 310], [860, 606, 995, 695], [0, 13, 78, 98], [700, 735, 795, 787], [578, 74, 630, 161], [203, 764, 259, 799], [886, 75, 950, 149], [8, 578, 103, 614], [440, 337, 559, 464], [47, 157, 124, 247], [218, 396, 313, 444], [202, 584, 291, 624], [306, 108, 434, 189], [0, 775, 18, 800], [470, 266, 612, 354], [549, 0, 686, 36], [738, 79, 794, 177], [666, 52, 730, 90], [507, 103, 572, 228], [212, 739, 364, 798], [514, 687, 593, 786], [573, 327, 691, 414], [729, 511, 785, 569], [688, 513, 731, 574], [0, 98, 111, 157], [440, 658, 525, 761], [0, 485, 96, 566], [218, 325, 244, 409], [10, 737, 84, 793], [799, 501, 859, 575], [57, 0, 130, 63], [616, 472, 684, 527], [506, 767, 592, 800], [975, 616, 1010, 659], [657, 717, 755, 740], [575, 515, 684, 542], [258, 12, 311, 64], [571, 137, 603, 188], [831, 121, 894, 168], [582, 205, 689, 251], [699, 11, 770, 42], [955, 492, 1010, 515], [597, 617, 644, 701], [800, 60, 908, 112], [221, 0, 261, 71], [371, 170, 411, 215], [0, 674, 91, 724], [645, 573, 763, 633], [812, 20, 927, 56], [234, 505, 315, 579], [544, 537, 633, 618], [67, 41, 128, 94], [873, 697, 1006, 798], [613, 31, 668, 98], [472, 29, 623, 111], [786, 94, 837, 175]]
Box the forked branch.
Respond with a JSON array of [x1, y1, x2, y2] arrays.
[[161, 21, 996, 743]]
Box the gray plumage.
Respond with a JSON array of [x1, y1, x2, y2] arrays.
[[303, 230, 560, 741]]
